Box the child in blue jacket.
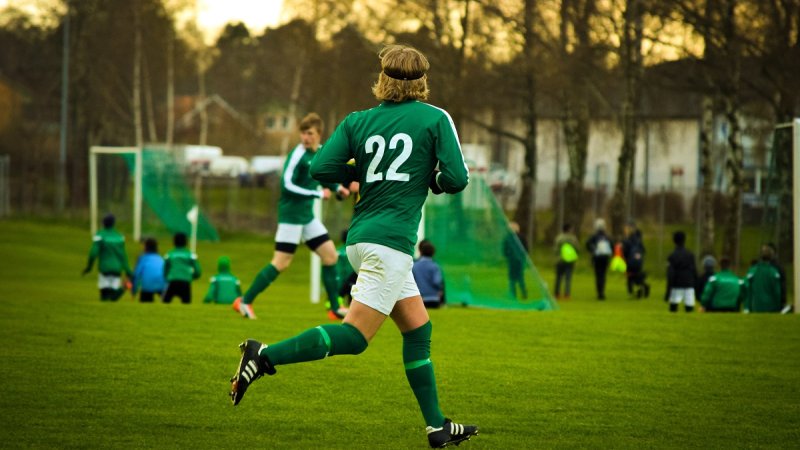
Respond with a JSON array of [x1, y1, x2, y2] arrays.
[[132, 237, 166, 302]]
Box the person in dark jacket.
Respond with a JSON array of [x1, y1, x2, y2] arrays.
[[695, 255, 716, 298], [622, 221, 649, 298], [666, 230, 697, 312], [412, 240, 445, 309], [585, 218, 613, 300]]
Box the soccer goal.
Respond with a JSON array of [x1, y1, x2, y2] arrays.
[[89, 146, 219, 245], [89, 146, 142, 240]]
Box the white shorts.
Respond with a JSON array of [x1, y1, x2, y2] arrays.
[[669, 287, 696, 307], [346, 243, 420, 315], [275, 219, 328, 245], [98, 274, 122, 290]]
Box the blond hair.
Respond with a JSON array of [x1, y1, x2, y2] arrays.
[[372, 45, 430, 102], [299, 112, 323, 133]]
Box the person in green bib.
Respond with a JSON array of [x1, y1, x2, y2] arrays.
[[554, 223, 580, 300], [233, 113, 352, 320], [82, 213, 133, 301], [229, 44, 478, 448]]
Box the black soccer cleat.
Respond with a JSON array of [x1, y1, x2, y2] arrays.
[[230, 339, 276, 406], [426, 418, 479, 448]]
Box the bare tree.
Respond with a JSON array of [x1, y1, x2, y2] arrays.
[[609, 0, 645, 236]]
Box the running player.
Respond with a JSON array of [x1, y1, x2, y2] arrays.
[[232, 113, 351, 320], [229, 44, 478, 448]]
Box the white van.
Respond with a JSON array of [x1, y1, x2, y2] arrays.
[[208, 156, 250, 178]]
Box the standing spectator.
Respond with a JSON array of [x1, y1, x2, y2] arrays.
[[743, 245, 783, 313], [585, 218, 613, 300], [163, 232, 201, 304], [82, 213, 133, 301], [622, 221, 650, 298], [554, 223, 580, 300], [204, 256, 241, 305], [502, 221, 528, 299], [666, 231, 697, 312], [412, 240, 445, 309], [765, 242, 788, 311], [695, 255, 716, 299], [700, 257, 743, 312], [132, 237, 166, 303], [232, 113, 352, 320], [228, 44, 477, 448]]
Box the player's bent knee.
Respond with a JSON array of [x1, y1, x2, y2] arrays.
[[320, 323, 368, 356]]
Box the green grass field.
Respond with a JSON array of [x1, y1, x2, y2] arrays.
[[1, 219, 798, 449]]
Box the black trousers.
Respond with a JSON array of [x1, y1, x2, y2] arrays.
[[139, 291, 161, 303], [163, 281, 192, 304], [592, 256, 610, 298]]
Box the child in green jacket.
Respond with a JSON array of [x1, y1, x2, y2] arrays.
[[163, 232, 201, 304], [82, 213, 133, 301], [204, 256, 241, 305]]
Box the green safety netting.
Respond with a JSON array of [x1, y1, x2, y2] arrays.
[[424, 176, 556, 311]]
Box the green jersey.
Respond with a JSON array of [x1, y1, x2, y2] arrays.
[[204, 273, 241, 304], [164, 247, 201, 282], [278, 144, 337, 224], [311, 100, 469, 255], [744, 261, 782, 312], [85, 228, 132, 276], [700, 269, 743, 310]]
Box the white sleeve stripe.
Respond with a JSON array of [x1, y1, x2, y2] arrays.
[[283, 145, 322, 197], [422, 103, 470, 182]]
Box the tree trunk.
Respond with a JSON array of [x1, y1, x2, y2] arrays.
[[721, 95, 742, 265], [198, 62, 208, 145], [698, 95, 715, 254], [513, 0, 538, 246], [610, 0, 642, 237], [143, 52, 158, 143], [166, 28, 174, 147], [133, 2, 143, 147]]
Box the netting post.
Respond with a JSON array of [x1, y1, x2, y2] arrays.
[[793, 118, 799, 314], [89, 150, 98, 236], [133, 148, 142, 241]]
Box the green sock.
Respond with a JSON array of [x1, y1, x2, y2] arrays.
[[403, 321, 446, 428], [244, 264, 279, 304], [261, 323, 367, 366], [322, 264, 341, 311]]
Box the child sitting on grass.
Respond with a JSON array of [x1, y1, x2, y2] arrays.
[[204, 256, 241, 305], [132, 237, 166, 302], [163, 232, 201, 304]]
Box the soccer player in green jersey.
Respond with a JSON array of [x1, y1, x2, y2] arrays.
[[232, 113, 352, 320], [229, 45, 478, 448], [82, 213, 133, 301]]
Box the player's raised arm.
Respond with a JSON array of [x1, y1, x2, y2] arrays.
[[310, 120, 357, 185]]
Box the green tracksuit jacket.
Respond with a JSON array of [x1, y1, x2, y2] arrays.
[[164, 247, 201, 282], [85, 227, 132, 277], [700, 269, 743, 310]]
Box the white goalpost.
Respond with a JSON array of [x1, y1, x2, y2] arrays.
[[89, 146, 142, 241], [793, 118, 799, 314]]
